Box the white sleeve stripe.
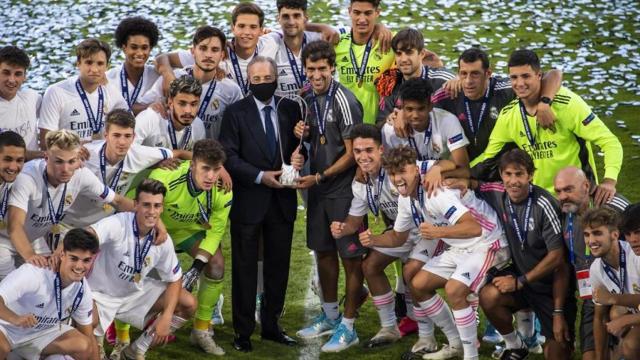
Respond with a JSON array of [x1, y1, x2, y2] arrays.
[[495, 83, 512, 90], [609, 197, 629, 211], [537, 197, 562, 234], [335, 89, 353, 126]]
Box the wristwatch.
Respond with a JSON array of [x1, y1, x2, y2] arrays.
[[540, 96, 553, 105]]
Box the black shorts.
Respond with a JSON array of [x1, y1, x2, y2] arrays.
[[306, 192, 367, 259], [580, 299, 595, 353]]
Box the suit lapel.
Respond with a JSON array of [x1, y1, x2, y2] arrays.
[[245, 97, 273, 161]]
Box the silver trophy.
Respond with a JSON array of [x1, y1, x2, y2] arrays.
[[275, 95, 308, 187]]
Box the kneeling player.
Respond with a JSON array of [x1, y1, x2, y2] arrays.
[[86, 179, 196, 359], [0, 229, 99, 360], [361, 145, 509, 360], [584, 207, 640, 360], [330, 125, 458, 354]]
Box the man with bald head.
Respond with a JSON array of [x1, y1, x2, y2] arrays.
[[553, 166, 630, 360]]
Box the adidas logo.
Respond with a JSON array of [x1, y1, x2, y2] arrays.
[[421, 249, 429, 256], [461, 272, 471, 279], [279, 69, 287, 76], [341, 56, 349, 63], [35, 303, 45, 308], [70, 109, 80, 116]]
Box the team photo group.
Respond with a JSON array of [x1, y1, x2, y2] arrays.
[[0, 0, 639, 359]]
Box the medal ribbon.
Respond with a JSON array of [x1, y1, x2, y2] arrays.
[[43, 170, 67, 227], [228, 39, 257, 95], [312, 81, 337, 140], [464, 78, 492, 143], [603, 243, 627, 294], [55, 273, 84, 326], [99, 143, 124, 192], [0, 186, 9, 220], [187, 170, 211, 225], [167, 115, 192, 150], [407, 121, 432, 161], [132, 215, 154, 278], [365, 168, 385, 217], [285, 34, 307, 88], [75, 79, 104, 134], [518, 100, 536, 146], [506, 185, 533, 249], [120, 66, 143, 109], [410, 162, 430, 227], [349, 31, 374, 86]]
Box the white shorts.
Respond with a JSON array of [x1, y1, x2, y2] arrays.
[[0, 323, 74, 360], [93, 278, 166, 336], [422, 239, 510, 293], [0, 238, 52, 279]]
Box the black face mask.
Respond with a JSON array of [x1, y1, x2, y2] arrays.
[[250, 81, 277, 102]]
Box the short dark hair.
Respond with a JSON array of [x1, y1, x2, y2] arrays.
[[192, 25, 226, 47], [193, 139, 226, 166], [350, 0, 380, 7], [391, 28, 424, 53], [169, 75, 202, 98], [114, 17, 160, 48], [232, 3, 265, 27], [508, 49, 541, 72], [351, 124, 382, 145], [105, 109, 135, 130], [499, 148, 536, 175], [458, 47, 490, 70], [76, 38, 111, 63], [399, 78, 433, 104], [581, 207, 619, 232], [0, 46, 30, 69], [135, 179, 167, 200], [63, 228, 99, 254], [382, 145, 417, 174], [302, 40, 336, 68], [621, 203, 640, 235], [0, 131, 26, 153], [277, 0, 307, 11]]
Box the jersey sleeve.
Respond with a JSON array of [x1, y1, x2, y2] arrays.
[[79, 168, 116, 203], [336, 89, 364, 139], [441, 112, 469, 152], [177, 49, 195, 67], [134, 110, 155, 145], [0, 264, 40, 304], [393, 196, 416, 233], [475, 182, 506, 211], [348, 181, 369, 217], [427, 190, 469, 225], [7, 173, 36, 212], [89, 214, 123, 246], [199, 189, 233, 255], [131, 144, 172, 169], [38, 85, 63, 131], [562, 94, 623, 181], [108, 90, 130, 112], [588, 261, 604, 292], [72, 282, 94, 326], [138, 76, 164, 105], [155, 239, 182, 283], [536, 194, 564, 251]]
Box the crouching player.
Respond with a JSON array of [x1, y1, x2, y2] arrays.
[[0, 229, 99, 360], [330, 124, 459, 355], [86, 179, 196, 359], [360, 145, 510, 360]]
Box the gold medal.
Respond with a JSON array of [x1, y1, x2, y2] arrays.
[[201, 221, 211, 230], [0, 221, 5, 230], [103, 203, 113, 213], [51, 224, 60, 234], [134, 273, 141, 283], [320, 135, 326, 145], [357, 80, 364, 88]]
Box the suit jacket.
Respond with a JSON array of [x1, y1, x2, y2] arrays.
[[220, 95, 304, 224]]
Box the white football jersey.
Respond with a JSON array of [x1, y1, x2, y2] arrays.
[[39, 76, 129, 142], [267, 31, 323, 98], [134, 108, 205, 151], [0, 181, 13, 240], [0, 264, 93, 342], [6, 159, 115, 245], [106, 64, 160, 109], [88, 212, 182, 298], [63, 141, 172, 228], [382, 108, 469, 160], [590, 241, 640, 304], [0, 88, 41, 151]]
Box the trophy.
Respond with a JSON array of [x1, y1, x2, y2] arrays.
[[275, 95, 308, 187]]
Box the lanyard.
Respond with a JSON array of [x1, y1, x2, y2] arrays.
[[120, 66, 143, 110], [420, 66, 428, 80], [349, 31, 374, 87], [132, 215, 154, 277], [187, 170, 211, 224], [284, 34, 307, 88], [167, 116, 192, 150], [228, 40, 257, 95], [407, 121, 432, 161], [567, 212, 576, 265], [0, 186, 8, 220], [410, 162, 430, 227], [99, 143, 124, 192], [75, 80, 104, 134], [506, 185, 533, 250], [518, 100, 536, 146], [185, 67, 218, 119], [43, 170, 67, 226], [365, 168, 385, 217], [312, 81, 337, 138], [603, 243, 627, 294], [463, 78, 492, 144], [54, 273, 84, 327]]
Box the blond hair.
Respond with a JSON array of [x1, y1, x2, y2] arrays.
[[45, 130, 81, 151]]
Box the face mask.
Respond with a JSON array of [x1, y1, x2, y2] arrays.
[[249, 81, 277, 102]]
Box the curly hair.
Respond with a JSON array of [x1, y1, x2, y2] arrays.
[[114, 17, 160, 48], [382, 145, 417, 174]]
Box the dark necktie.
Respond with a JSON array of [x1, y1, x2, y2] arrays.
[[263, 105, 276, 159]]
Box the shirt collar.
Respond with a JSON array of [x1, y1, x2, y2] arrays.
[[253, 96, 276, 113]]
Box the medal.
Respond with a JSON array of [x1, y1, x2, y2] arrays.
[[0, 185, 10, 226], [320, 135, 326, 145], [312, 81, 337, 148], [103, 203, 113, 213], [132, 215, 153, 285], [357, 80, 363, 88], [51, 224, 61, 234], [43, 169, 67, 237], [284, 34, 307, 89], [55, 273, 84, 332], [506, 185, 533, 251], [201, 221, 212, 230], [464, 78, 492, 146], [167, 115, 192, 150], [134, 273, 141, 283], [120, 66, 143, 110]]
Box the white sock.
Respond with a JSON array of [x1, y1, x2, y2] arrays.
[[341, 317, 355, 331], [134, 315, 187, 353], [515, 310, 535, 338], [453, 307, 479, 358], [417, 318, 435, 338], [405, 292, 415, 320], [419, 295, 461, 346], [372, 291, 396, 328], [502, 330, 525, 350], [257, 260, 264, 295], [322, 301, 339, 321]]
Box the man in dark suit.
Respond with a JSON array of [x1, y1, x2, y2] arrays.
[[220, 56, 304, 352]]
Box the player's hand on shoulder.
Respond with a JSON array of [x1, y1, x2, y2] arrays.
[[26, 254, 49, 268], [443, 78, 463, 99], [423, 164, 444, 197], [153, 221, 168, 245], [423, 49, 444, 68], [592, 178, 617, 207], [78, 145, 90, 164], [156, 158, 181, 170], [535, 102, 556, 131], [372, 23, 392, 54], [392, 109, 411, 139], [218, 166, 233, 193], [149, 102, 168, 118]]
